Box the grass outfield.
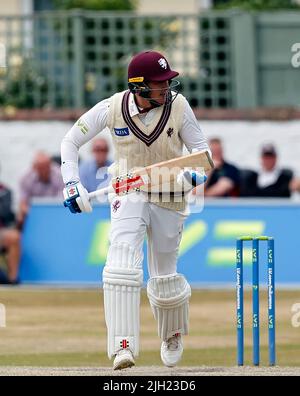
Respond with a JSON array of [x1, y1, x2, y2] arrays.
[[0, 287, 299, 367]]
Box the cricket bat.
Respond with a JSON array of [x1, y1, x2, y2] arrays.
[[88, 150, 213, 199]]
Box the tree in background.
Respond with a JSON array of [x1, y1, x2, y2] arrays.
[[213, 0, 300, 10], [53, 0, 136, 11]]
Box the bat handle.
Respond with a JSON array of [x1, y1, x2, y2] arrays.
[[88, 185, 114, 200]]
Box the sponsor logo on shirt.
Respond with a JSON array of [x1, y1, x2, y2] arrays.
[[114, 127, 129, 136], [77, 118, 88, 134]]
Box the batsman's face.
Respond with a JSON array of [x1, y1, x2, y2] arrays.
[[147, 80, 170, 104]]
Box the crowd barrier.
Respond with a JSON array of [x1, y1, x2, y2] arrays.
[[19, 198, 300, 286]]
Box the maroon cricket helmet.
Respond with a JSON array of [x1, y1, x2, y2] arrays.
[[128, 51, 179, 83]]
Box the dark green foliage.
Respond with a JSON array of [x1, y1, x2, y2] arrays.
[[53, 0, 136, 11], [213, 0, 300, 10], [0, 60, 48, 108]]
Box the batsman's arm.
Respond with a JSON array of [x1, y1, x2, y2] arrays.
[[179, 99, 213, 194], [180, 98, 212, 160], [61, 99, 110, 213]]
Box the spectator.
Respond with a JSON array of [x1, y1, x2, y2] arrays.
[[18, 152, 64, 228], [241, 144, 293, 198], [0, 181, 21, 284], [79, 138, 112, 193], [205, 138, 240, 197]]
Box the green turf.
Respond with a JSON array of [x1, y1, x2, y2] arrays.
[[1, 344, 300, 367], [0, 288, 299, 367]]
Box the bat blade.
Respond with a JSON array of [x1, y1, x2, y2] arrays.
[[89, 150, 213, 199], [111, 150, 213, 195], [144, 150, 214, 173]]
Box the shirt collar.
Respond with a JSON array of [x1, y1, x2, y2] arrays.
[[128, 92, 160, 117], [128, 92, 140, 117]]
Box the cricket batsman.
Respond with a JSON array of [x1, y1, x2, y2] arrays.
[[61, 50, 212, 370]]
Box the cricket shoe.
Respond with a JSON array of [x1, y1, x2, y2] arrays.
[[161, 333, 183, 367], [113, 348, 135, 370]]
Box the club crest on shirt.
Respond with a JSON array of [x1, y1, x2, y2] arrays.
[[166, 127, 174, 137], [114, 127, 129, 136], [112, 199, 121, 213]]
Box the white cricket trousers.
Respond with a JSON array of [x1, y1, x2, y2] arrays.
[[109, 193, 187, 277]]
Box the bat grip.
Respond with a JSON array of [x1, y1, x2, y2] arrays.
[[88, 185, 113, 200]]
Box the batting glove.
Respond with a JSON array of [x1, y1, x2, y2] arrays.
[[177, 170, 207, 191], [63, 181, 92, 214]]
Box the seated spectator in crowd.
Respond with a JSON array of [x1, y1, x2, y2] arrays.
[[241, 144, 293, 197], [0, 181, 21, 284], [79, 138, 112, 193], [205, 138, 240, 197], [18, 152, 64, 228]]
